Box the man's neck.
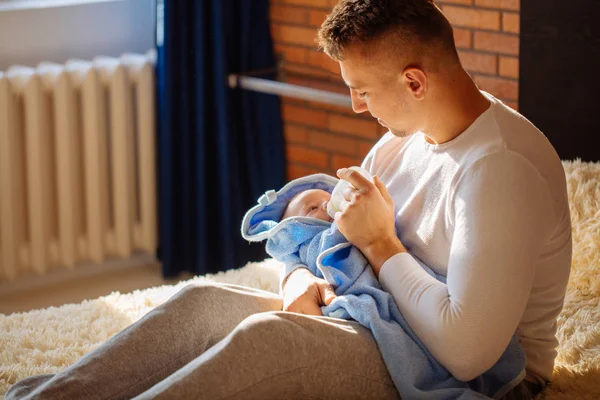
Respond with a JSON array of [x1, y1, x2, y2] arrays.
[[422, 70, 491, 145]]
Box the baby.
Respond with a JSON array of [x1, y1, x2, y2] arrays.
[[281, 166, 373, 223], [281, 189, 333, 222], [241, 174, 526, 399]]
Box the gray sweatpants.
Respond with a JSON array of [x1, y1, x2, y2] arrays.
[[5, 282, 400, 399], [5, 282, 541, 399]]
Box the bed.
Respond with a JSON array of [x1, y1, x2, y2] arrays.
[[1, 159, 599, 399]]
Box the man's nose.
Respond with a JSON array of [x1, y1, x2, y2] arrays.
[[351, 90, 368, 114]]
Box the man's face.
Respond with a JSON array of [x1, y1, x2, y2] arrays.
[[339, 47, 424, 138]]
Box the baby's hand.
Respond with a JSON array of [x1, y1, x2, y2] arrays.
[[282, 268, 336, 316]]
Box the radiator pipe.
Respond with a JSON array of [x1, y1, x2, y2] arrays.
[[228, 74, 352, 108]]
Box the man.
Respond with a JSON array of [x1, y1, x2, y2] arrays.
[[6, 1, 571, 399]]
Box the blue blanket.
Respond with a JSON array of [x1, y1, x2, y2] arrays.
[[241, 174, 526, 399]]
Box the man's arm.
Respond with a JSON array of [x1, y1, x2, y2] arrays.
[[361, 235, 406, 277], [378, 152, 553, 381]]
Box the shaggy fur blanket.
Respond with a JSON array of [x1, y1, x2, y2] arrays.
[[1, 160, 598, 399]]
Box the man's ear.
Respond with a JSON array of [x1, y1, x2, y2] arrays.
[[401, 67, 427, 100]]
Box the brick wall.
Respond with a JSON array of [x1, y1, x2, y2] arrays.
[[270, 0, 520, 180]]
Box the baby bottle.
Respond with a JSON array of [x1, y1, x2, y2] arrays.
[[327, 166, 374, 219]]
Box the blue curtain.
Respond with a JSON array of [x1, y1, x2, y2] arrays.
[[156, 0, 285, 277]]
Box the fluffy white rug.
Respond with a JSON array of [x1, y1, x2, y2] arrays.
[[1, 160, 599, 399]]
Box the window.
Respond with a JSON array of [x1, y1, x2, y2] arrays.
[[0, 0, 122, 12]]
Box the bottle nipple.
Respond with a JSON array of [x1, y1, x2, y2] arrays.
[[327, 166, 374, 219]]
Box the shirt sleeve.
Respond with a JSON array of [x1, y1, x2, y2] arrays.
[[378, 151, 553, 381]]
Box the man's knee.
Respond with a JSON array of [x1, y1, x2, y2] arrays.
[[180, 281, 222, 295], [233, 311, 307, 342], [226, 312, 308, 365], [170, 281, 225, 306]]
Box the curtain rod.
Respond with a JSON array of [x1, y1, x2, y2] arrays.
[[228, 74, 352, 108]]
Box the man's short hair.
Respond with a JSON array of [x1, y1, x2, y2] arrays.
[[317, 0, 457, 61]]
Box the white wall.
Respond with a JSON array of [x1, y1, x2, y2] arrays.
[[0, 0, 155, 70]]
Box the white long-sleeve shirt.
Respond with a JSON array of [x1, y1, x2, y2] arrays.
[[364, 92, 572, 383]]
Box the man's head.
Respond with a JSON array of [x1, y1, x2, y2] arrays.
[[282, 189, 333, 222], [317, 0, 462, 138]]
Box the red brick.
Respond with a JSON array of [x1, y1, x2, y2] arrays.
[[328, 114, 379, 139], [286, 74, 346, 93], [502, 12, 519, 34], [281, 97, 309, 107], [270, 5, 308, 25], [499, 56, 519, 78], [283, 63, 338, 80], [436, 0, 473, 5], [307, 50, 340, 74], [271, 24, 318, 47], [474, 75, 518, 100], [377, 124, 389, 136], [458, 50, 497, 74], [282, 97, 309, 107], [474, 31, 519, 55], [283, 104, 327, 128], [306, 100, 355, 116], [453, 28, 472, 49], [274, 44, 307, 64], [331, 155, 364, 171], [281, 0, 331, 8], [442, 5, 501, 30], [309, 9, 329, 27], [284, 124, 308, 144], [505, 100, 519, 111], [308, 130, 358, 156], [474, 0, 519, 11], [286, 145, 329, 168], [287, 164, 322, 181], [358, 141, 376, 158]]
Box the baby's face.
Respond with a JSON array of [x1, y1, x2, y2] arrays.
[[283, 189, 333, 222]]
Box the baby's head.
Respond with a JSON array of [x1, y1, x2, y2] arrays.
[[282, 189, 333, 222]]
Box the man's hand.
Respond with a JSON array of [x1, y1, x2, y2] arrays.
[[282, 268, 337, 316], [335, 168, 407, 275]]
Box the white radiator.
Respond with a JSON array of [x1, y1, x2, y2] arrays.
[[0, 51, 157, 286]]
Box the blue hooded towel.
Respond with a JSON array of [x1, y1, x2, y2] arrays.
[[241, 173, 526, 400]]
